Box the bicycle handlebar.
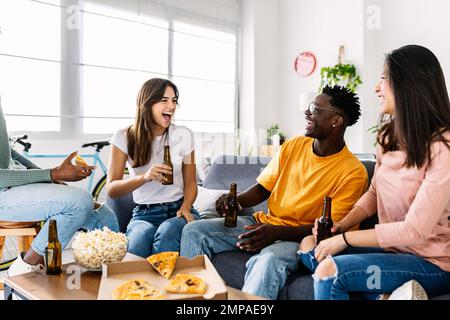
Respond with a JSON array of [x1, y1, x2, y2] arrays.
[[9, 135, 32, 152]]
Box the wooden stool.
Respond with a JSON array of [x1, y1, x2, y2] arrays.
[[0, 221, 41, 290]]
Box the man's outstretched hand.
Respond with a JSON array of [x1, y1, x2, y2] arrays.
[[236, 223, 279, 252], [50, 151, 96, 182]]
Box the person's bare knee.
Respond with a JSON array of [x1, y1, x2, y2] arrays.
[[314, 258, 337, 280], [299, 235, 316, 252]]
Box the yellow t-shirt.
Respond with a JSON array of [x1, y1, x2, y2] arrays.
[[255, 136, 368, 226]]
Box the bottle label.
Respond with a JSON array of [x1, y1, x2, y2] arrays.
[[46, 248, 54, 265]]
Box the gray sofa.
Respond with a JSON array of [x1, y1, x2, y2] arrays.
[[107, 155, 450, 300]]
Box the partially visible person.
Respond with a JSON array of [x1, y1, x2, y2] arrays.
[[180, 85, 368, 299], [299, 44, 450, 300], [106, 78, 199, 258], [0, 96, 119, 278]]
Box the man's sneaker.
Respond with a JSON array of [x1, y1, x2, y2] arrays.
[[387, 280, 428, 300], [5, 252, 42, 278]]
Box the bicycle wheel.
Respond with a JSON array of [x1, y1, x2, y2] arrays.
[[92, 175, 107, 203], [0, 258, 16, 271], [92, 169, 129, 203], [0, 237, 18, 271]]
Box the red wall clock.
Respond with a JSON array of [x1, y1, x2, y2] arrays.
[[294, 52, 317, 77]]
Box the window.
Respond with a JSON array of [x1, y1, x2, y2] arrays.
[[0, 0, 61, 131], [172, 22, 237, 133], [81, 11, 169, 134], [0, 0, 239, 135]]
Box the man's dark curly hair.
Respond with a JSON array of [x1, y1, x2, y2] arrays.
[[321, 85, 361, 126]]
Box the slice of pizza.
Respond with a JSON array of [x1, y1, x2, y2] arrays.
[[165, 274, 207, 294], [146, 251, 179, 279], [112, 279, 165, 300], [75, 155, 88, 167]]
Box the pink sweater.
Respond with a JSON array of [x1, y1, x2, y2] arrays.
[[356, 133, 450, 272]]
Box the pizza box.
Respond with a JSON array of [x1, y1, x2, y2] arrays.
[[97, 255, 228, 300]]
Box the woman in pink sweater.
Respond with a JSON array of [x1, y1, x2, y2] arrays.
[[298, 45, 450, 300]]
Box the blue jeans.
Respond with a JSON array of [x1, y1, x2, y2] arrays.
[[126, 198, 200, 258], [298, 247, 450, 300], [0, 183, 119, 256], [180, 216, 300, 300]]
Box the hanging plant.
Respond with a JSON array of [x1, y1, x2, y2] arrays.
[[319, 46, 362, 93]]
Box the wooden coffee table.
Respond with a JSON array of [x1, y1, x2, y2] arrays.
[[3, 254, 263, 300]]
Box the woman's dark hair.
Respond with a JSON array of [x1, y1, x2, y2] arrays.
[[377, 45, 450, 168], [127, 78, 179, 168]]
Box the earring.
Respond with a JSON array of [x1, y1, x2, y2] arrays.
[[333, 124, 336, 128]]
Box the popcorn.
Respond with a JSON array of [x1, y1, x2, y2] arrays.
[[71, 227, 128, 269]]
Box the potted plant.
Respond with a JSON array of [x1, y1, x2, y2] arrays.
[[318, 46, 362, 93], [266, 124, 287, 145]]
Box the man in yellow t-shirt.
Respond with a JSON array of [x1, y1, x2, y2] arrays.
[[180, 85, 368, 300]]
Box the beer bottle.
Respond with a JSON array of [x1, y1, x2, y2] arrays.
[[224, 183, 238, 228], [45, 219, 62, 275], [162, 145, 173, 185], [317, 196, 333, 244]]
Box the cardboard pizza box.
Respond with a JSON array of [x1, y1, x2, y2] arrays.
[[97, 255, 228, 300]]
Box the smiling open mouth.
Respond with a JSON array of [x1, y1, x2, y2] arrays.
[[162, 112, 173, 121], [305, 119, 315, 130]]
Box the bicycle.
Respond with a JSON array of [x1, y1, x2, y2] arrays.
[[1, 135, 127, 271]]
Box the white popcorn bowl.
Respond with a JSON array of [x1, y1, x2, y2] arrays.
[[71, 227, 128, 270]]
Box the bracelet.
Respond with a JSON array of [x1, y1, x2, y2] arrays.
[[342, 232, 353, 248]]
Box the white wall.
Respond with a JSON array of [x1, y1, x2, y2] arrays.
[[277, 0, 365, 152], [239, 0, 280, 155], [242, 0, 450, 154], [240, 0, 366, 153], [361, 0, 450, 151]]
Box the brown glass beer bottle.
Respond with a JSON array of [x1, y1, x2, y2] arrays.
[[224, 183, 238, 228], [317, 196, 333, 244], [162, 145, 174, 185], [45, 219, 62, 275]]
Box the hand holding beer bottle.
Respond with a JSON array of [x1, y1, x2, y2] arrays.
[[215, 186, 243, 219]]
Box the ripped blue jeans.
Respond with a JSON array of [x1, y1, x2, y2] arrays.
[[298, 247, 450, 300]]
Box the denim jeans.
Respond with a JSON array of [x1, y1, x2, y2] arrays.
[[0, 183, 119, 256], [298, 247, 450, 300], [126, 198, 200, 258], [180, 216, 300, 300]]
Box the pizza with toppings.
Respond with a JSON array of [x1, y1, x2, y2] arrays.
[[112, 279, 165, 300], [165, 274, 207, 294], [75, 155, 88, 167], [146, 251, 179, 279]]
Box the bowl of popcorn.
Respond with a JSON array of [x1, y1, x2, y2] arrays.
[[71, 227, 128, 270]]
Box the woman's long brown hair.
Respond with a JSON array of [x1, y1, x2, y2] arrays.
[[377, 45, 450, 168], [126, 78, 179, 168]]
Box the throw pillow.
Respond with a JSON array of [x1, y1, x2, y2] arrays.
[[193, 186, 228, 219]]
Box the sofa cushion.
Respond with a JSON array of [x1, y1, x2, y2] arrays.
[[203, 155, 271, 214], [279, 274, 314, 300], [193, 186, 227, 219], [211, 251, 251, 289]]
